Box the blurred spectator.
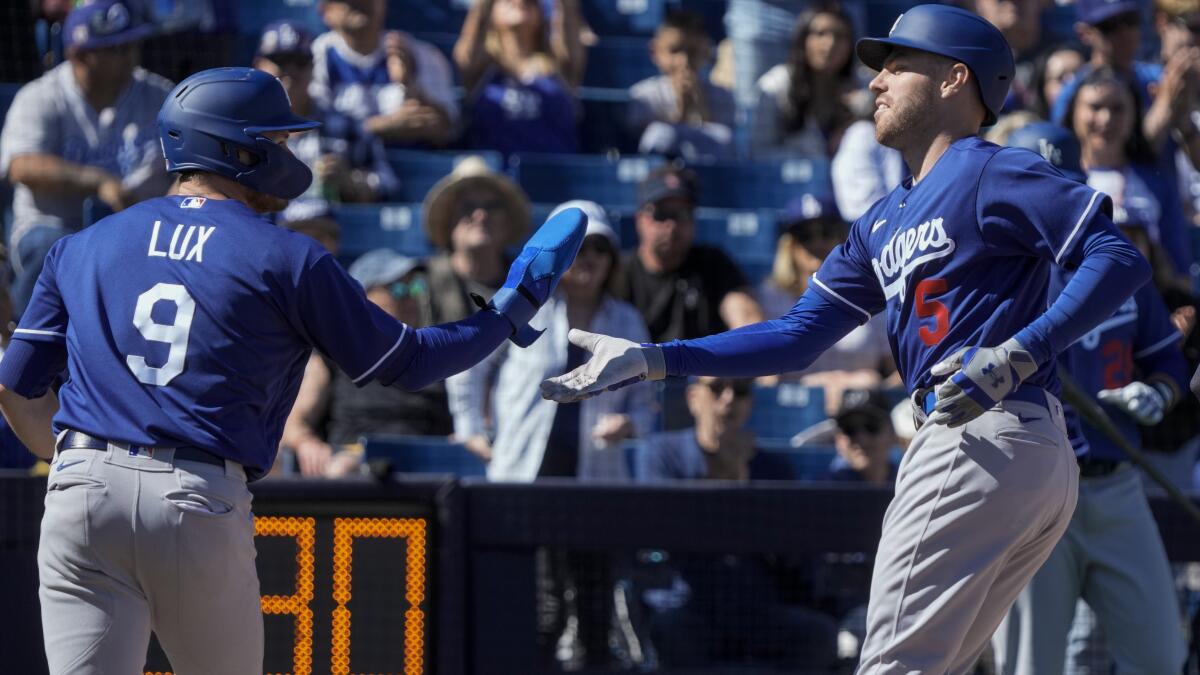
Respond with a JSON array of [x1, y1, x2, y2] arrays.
[[971, 0, 1049, 113], [277, 198, 342, 253], [748, 2, 856, 158], [254, 21, 399, 202], [757, 192, 894, 412], [0, 0, 170, 315], [634, 375, 839, 669], [616, 165, 764, 342], [1066, 67, 1194, 276], [447, 201, 653, 479], [1153, 0, 1200, 221], [983, 109, 1042, 145], [723, 0, 806, 113], [421, 156, 529, 324], [280, 248, 452, 478], [638, 377, 757, 481], [311, 0, 456, 147], [628, 10, 735, 160], [454, 0, 584, 156], [826, 389, 899, 485], [1031, 45, 1086, 119]]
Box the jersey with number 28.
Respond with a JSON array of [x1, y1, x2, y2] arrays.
[[811, 136, 1114, 394], [13, 195, 412, 477]]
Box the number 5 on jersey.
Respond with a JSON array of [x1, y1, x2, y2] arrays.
[[127, 283, 195, 386], [915, 278, 949, 346]]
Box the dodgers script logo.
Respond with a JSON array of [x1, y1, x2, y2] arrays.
[[871, 217, 956, 300]]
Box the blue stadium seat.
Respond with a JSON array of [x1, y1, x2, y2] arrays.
[[362, 435, 486, 476], [693, 208, 777, 283], [386, 149, 506, 203], [236, 0, 326, 39], [748, 383, 828, 443], [582, 0, 667, 36], [512, 153, 663, 208], [691, 157, 833, 211], [749, 444, 838, 481], [583, 38, 658, 89], [385, 0, 469, 35], [334, 203, 434, 259]]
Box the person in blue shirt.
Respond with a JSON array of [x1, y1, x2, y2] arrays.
[[453, 0, 585, 156], [543, 6, 1152, 671], [992, 120, 1191, 675], [0, 67, 585, 675]]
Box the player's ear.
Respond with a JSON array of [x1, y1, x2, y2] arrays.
[[941, 62, 972, 98]]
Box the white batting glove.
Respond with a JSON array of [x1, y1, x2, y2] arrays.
[[925, 337, 1039, 428], [1097, 381, 1170, 425], [540, 329, 666, 403]]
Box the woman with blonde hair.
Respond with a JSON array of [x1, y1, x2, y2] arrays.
[[757, 192, 894, 411], [453, 0, 585, 155]]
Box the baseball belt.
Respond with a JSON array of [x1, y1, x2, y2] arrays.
[[58, 430, 226, 468]]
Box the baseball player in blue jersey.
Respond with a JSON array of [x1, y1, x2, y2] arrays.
[[992, 122, 1190, 674], [0, 67, 585, 675], [542, 6, 1153, 672]]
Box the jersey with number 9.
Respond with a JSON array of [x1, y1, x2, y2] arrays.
[[12, 195, 410, 477]]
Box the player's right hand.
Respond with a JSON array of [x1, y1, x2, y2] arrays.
[[540, 330, 666, 403], [926, 337, 1038, 428], [1097, 381, 1169, 425]]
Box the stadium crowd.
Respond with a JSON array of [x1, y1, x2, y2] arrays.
[[1, 0, 1200, 671]]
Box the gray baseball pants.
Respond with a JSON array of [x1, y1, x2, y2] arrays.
[[856, 391, 1079, 674], [38, 442, 261, 675], [991, 464, 1186, 675]]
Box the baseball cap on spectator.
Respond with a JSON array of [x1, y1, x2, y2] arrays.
[[279, 198, 340, 233], [65, 0, 156, 53], [1076, 0, 1142, 25], [834, 389, 893, 435], [1006, 121, 1087, 183], [549, 199, 620, 248], [256, 20, 313, 61], [422, 156, 530, 250], [637, 166, 699, 208], [349, 249, 421, 291]]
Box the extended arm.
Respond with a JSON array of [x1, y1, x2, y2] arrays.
[[453, 0, 497, 92], [0, 339, 65, 460], [540, 288, 863, 402]]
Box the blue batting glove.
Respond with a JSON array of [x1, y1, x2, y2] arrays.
[[486, 207, 587, 347], [925, 337, 1038, 427]]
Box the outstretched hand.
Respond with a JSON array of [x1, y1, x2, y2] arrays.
[[540, 330, 664, 403]]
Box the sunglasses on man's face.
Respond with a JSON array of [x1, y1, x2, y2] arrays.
[[704, 379, 752, 398], [788, 219, 847, 244], [645, 203, 695, 224], [386, 278, 427, 300], [839, 418, 884, 437]]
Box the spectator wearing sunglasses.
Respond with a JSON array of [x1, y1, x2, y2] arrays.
[[279, 248, 452, 477], [826, 389, 899, 486], [637, 376, 757, 481], [253, 20, 399, 203], [757, 192, 895, 413], [616, 166, 764, 343], [447, 201, 653, 479]]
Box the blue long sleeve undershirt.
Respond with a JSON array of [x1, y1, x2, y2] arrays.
[[661, 227, 1151, 381], [1013, 227, 1151, 366], [378, 309, 513, 391], [660, 290, 863, 378]]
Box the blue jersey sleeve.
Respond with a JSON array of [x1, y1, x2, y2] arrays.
[[290, 250, 413, 385], [0, 240, 69, 397], [809, 216, 886, 323], [977, 148, 1112, 269]]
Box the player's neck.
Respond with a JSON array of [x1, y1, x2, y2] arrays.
[[903, 129, 973, 185], [169, 175, 287, 214]]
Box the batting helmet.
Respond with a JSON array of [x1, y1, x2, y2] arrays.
[[158, 68, 320, 200], [857, 4, 1015, 126]]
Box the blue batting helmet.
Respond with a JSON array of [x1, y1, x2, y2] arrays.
[[857, 4, 1015, 126], [158, 68, 321, 200], [1006, 121, 1087, 183]]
